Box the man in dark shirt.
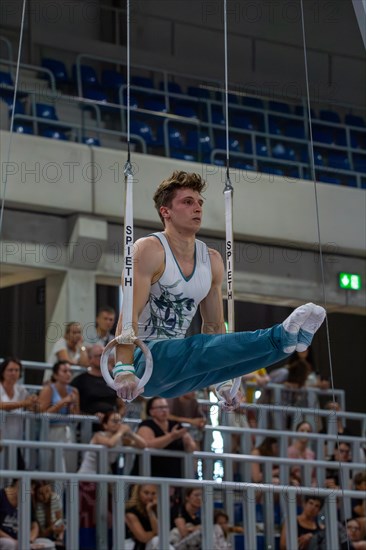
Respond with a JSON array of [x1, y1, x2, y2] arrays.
[[71, 344, 124, 428]]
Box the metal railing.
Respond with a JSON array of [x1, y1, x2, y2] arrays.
[[0, 466, 364, 550]]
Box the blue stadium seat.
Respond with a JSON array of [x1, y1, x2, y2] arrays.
[[0, 72, 27, 100], [101, 69, 124, 90], [168, 126, 185, 150], [268, 116, 283, 135], [173, 103, 198, 118], [187, 86, 210, 99], [131, 75, 154, 88], [41, 128, 69, 140], [185, 130, 212, 155], [159, 81, 182, 94], [313, 125, 334, 144], [42, 58, 70, 86], [272, 143, 296, 161], [14, 123, 33, 134], [353, 154, 366, 173], [215, 91, 239, 104], [334, 129, 347, 146], [211, 107, 225, 125], [289, 167, 300, 178], [72, 64, 100, 89], [101, 69, 125, 101], [35, 103, 71, 133], [301, 148, 324, 166], [130, 120, 156, 147], [244, 139, 267, 156], [171, 151, 196, 161], [286, 123, 306, 139], [0, 70, 14, 89], [233, 161, 255, 171], [121, 91, 139, 109], [83, 88, 109, 102], [82, 136, 101, 146], [215, 133, 240, 152], [261, 165, 285, 176], [231, 113, 254, 130], [319, 110, 341, 124], [350, 130, 366, 149], [345, 114, 365, 127], [83, 88, 120, 116], [242, 96, 264, 110], [155, 125, 188, 151], [256, 140, 268, 157], [269, 100, 291, 114], [328, 152, 350, 170], [318, 174, 341, 185], [344, 176, 358, 188], [294, 105, 315, 118], [143, 98, 167, 113], [2, 96, 25, 115], [36, 103, 58, 121]]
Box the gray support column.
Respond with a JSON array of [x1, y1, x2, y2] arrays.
[[158, 482, 171, 549], [202, 485, 214, 550], [244, 486, 257, 550], [45, 269, 96, 359], [18, 477, 31, 550], [113, 479, 126, 549], [66, 479, 79, 550], [352, 0, 366, 49]]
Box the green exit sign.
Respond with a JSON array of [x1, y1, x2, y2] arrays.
[[339, 272, 362, 290]]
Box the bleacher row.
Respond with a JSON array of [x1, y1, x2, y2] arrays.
[[1, 45, 366, 188], [1, 360, 366, 550]]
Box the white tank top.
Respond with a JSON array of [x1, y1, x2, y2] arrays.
[[138, 232, 212, 341]]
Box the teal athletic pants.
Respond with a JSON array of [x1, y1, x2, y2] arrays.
[[133, 324, 292, 398]]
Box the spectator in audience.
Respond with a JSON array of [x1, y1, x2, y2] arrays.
[[280, 495, 324, 550], [259, 359, 311, 424], [346, 518, 366, 549], [131, 397, 196, 478], [325, 441, 352, 489], [287, 421, 317, 486], [0, 357, 38, 469], [84, 306, 116, 347], [125, 484, 173, 550], [167, 392, 206, 450], [33, 481, 65, 548], [169, 488, 202, 547], [71, 344, 125, 429], [320, 400, 354, 437], [213, 510, 244, 549], [251, 437, 280, 484], [78, 411, 146, 538], [242, 369, 270, 403], [352, 473, 366, 537], [78, 410, 145, 475], [46, 322, 89, 377], [289, 348, 330, 390], [38, 361, 80, 472], [320, 400, 360, 462], [0, 479, 54, 549]]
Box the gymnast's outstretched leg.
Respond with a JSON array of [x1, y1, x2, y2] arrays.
[[114, 303, 325, 401]]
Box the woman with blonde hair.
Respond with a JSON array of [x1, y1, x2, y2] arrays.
[[125, 484, 173, 550]]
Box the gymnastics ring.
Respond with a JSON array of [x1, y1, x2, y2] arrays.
[[100, 336, 153, 396]]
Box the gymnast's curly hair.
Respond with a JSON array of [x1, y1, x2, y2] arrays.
[[153, 170, 207, 225]]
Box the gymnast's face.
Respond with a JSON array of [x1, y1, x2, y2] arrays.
[[160, 188, 203, 234]]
